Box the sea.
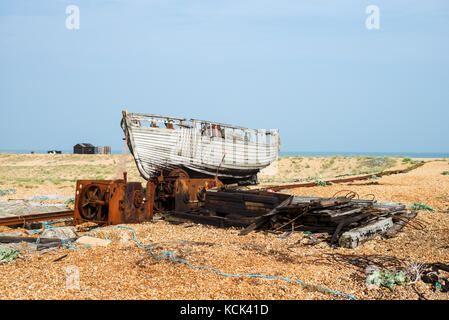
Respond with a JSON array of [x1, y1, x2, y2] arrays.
[[1, 149, 448, 158], [278, 151, 449, 158]]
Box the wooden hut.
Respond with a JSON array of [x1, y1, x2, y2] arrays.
[[73, 143, 95, 154]]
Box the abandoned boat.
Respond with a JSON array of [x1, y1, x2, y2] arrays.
[[121, 110, 281, 184]]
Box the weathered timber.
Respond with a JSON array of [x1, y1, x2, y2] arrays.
[[170, 211, 252, 228], [309, 197, 351, 209], [206, 191, 280, 205], [338, 217, 394, 248], [384, 210, 418, 238], [37, 242, 65, 250], [205, 200, 272, 216], [330, 213, 373, 245], [0, 235, 78, 245], [239, 196, 293, 236], [313, 208, 365, 223], [168, 189, 413, 248]]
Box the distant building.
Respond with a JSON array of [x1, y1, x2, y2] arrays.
[[73, 143, 95, 154], [95, 146, 111, 155]]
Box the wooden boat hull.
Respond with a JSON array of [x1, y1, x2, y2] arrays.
[[121, 111, 280, 184]]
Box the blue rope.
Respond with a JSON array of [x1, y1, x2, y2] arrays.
[[116, 225, 357, 300], [4, 221, 356, 299], [84, 227, 100, 237]]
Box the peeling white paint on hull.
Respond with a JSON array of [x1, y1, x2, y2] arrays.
[[121, 111, 281, 182]]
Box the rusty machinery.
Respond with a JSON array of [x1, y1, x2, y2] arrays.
[[74, 170, 223, 225]]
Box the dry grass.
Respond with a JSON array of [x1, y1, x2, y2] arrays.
[[259, 156, 410, 183], [0, 153, 145, 202]]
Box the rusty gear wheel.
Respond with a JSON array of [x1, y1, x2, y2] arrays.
[[78, 184, 106, 220], [168, 169, 189, 179]]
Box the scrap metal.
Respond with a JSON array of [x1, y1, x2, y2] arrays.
[[73, 169, 222, 226]]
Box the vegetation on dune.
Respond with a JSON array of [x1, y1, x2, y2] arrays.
[[0, 154, 144, 194], [258, 156, 407, 183], [411, 202, 435, 212], [358, 157, 396, 170], [0, 154, 435, 199], [0, 246, 21, 263]]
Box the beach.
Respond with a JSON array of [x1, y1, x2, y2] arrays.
[[0, 153, 448, 300]]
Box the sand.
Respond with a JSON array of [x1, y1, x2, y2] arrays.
[[0, 154, 448, 300]]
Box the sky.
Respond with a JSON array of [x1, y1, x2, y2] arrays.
[[0, 0, 448, 153]]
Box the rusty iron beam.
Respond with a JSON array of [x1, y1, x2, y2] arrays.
[[0, 210, 74, 226], [257, 162, 425, 192]]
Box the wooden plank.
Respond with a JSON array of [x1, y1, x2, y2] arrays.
[[168, 211, 251, 228], [207, 191, 279, 205], [326, 208, 365, 220], [239, 196, 293, 236], [384, 210, 417, 238], [330, 213, 372, 245], [0, 236, 78, 244], [338, 217, 394, 248], [169, 212, 226, 227], [309, 197, 351, 209]]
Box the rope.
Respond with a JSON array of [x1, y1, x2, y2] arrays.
[[32, 222, 91, 250], [17, 222, 357, 299], [116, 225, 357, 300]]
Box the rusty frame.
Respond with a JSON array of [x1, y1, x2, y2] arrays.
[[0, 210, 74, 227]]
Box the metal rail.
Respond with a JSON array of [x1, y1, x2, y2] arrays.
[[0, 210, 74, 226], [256, 162, 425, 192]]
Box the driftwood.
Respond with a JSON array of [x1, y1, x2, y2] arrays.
[[36, 241, 76, 251], [330, 213, 372, 245], [384, 210, 418, 238], [338, 218, 394, 248], [0, 235, 78, 245]]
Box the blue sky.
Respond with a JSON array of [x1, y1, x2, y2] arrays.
[[1, 0, 448, 153]]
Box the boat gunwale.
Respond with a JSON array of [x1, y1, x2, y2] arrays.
[[124, 111, 279, 134]]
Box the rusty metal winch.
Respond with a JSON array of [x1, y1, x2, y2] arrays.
[[73, 170, 222, 225]]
